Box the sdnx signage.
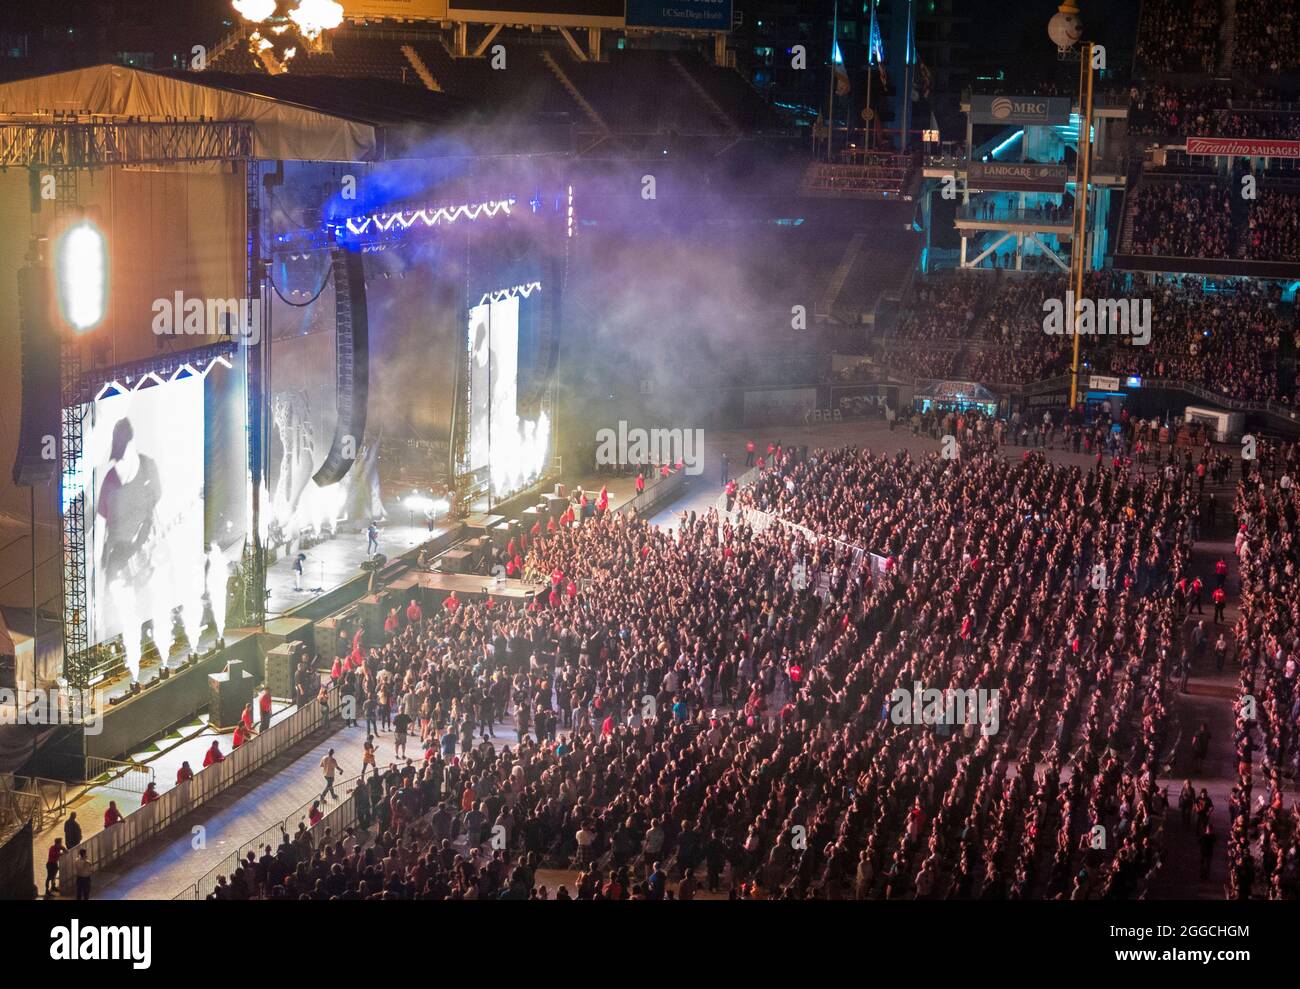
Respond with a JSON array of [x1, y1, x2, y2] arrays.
[[971, 95, 1071, 126], [626, 0, 732, 30]]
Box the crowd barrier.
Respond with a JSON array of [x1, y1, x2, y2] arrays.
[[615, 465, 692, 518], [59, 686, 343, 893], [172, 770, 365, 900]]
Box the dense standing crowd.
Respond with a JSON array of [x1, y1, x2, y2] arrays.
[[1229, 438, 1300, 898], [202, 432, 1237, 899]]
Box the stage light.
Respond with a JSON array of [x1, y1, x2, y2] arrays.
[[232, 0, 276, 22], [404, 494, 436, 514], [56, 219, 107, 332]]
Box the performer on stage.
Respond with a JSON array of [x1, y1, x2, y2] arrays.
[[366, 522, 380, 556]]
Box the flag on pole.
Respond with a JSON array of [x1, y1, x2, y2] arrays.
[[832, 40, 850, 96]]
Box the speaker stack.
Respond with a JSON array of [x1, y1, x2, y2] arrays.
[[11, 260, 61, 487]]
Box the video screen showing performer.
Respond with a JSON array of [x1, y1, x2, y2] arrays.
[[466, 292, 551, 501], [84, 375, 206, 680]]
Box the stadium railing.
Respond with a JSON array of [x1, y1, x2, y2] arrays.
[[60, 685, 343, 892], [172, 771, 365, 900]]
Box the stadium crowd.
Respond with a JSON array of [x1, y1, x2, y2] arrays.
[[196, 425, 1269, 900], [1127, 180, 1234, 260], [1228, 437, 1300, 898], [878, 272, 1293, 404], [1135, 0, 1219, 74]]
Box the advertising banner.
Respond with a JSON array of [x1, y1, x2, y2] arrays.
[[831, 383, 899, 419], [449, 0, 624, 20], [1185, 136, 1300, 159], [626, 0, 732, 30], [967, 161, 1069, 193], [970, 95, 1071, 126], [340, 0, 448, 18], [743, 387, 817, 426]]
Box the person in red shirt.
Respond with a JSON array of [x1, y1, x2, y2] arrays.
[[597, 485, 608, 513], [202, 740, 224, 768], [45, 839, 65, 895], [232, 722, 248, 749], [1213, 586, 1227, 624], [548, 586, 560, 608], [258, 687, 273, 732], [384, 607, 400, 637], [176, 761, 194, 785], [660, 464, 670, 477], [406, 597, 423, 624], [444, 590, 460, 614], [103, 801, 123, 828], [330, 656, 343, 682], [1214, 557, 1228, 589], [724, 479, 737, 512], [308, 801, 324, 828], [635, 472, 645, 494], [141, 782, 159, 807], [566, 580, 577, 600], [745, 440, 755, 467]]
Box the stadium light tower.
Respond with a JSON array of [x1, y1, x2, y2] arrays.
[[1049, 1, 1095, 410]]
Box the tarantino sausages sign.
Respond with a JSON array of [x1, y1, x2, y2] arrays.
[[967, 162, 1069, 192], [1185, 136, 1300, 159]]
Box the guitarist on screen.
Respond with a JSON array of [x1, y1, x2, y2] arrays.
[[95, 416, 168, 681]]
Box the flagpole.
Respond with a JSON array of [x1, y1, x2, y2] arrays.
[[865, 0, 877, 150], [827, 2, 838, 162]]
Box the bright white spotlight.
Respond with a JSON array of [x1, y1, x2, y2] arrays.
[[404, 494, 436, 515], [232, 0, 276, 22], [56, 220, 107, 332]]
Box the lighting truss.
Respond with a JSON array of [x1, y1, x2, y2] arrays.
[[0, 118, 254, 169], [335, 196, 517, 239], [478, 281, 541, 307]]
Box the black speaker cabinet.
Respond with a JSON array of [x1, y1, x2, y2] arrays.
[[439, 549, 474, 573], [543, 494, 566, 520], [264, 643, 297, 701], [489, 522, 512, 550], [208, 659, 257, 730]]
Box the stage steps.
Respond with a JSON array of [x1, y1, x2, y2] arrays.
[[817, 231, 867, 321], [401, 44, 440, 91], [668, 54, 741, 137], [539, 50, 610, 135]]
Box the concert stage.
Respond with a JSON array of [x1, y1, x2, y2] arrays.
[[389, 571, 546, 607], [265, 520, 456, 619]]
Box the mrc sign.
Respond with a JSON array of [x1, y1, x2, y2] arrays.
[[971, 95, 1071, 126]]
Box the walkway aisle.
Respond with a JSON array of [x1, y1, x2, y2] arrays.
[[93, 720, 362, 900]]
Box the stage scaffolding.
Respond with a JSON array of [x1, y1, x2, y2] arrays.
[[0, 117, 253, 169], [0, 112, 255, 690]]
